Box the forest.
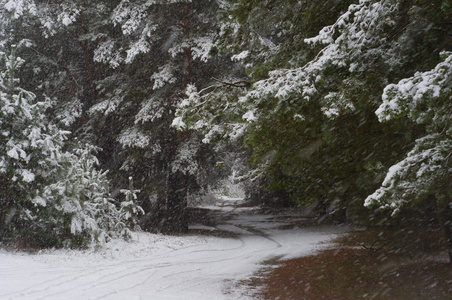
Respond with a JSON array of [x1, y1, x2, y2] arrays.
[[0, 0, 451, 266]]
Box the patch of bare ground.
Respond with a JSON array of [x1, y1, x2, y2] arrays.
[[186, 228, 241, 238], [250, 230, 452, 300]]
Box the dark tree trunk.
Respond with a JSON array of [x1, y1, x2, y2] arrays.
[[183, 2, 191, 86], [434, 194, 452, 263], [165, 169, 189, 233], [161, 2, 193, 233], [72, 5, 97, 107], [58, 52, 78, 98], [163, 127, 190, 233]]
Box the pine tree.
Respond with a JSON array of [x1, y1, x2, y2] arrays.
[[0, 46, 142, 248], [365, 52, 452, 261], [0, 0, 112, 126], [177, 0, 452, 224], [90, 0, 228, 232]]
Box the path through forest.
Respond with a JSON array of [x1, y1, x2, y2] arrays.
[[0, 197, 347, 299]]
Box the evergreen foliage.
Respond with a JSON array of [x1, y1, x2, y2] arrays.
[[0, 46, 141, 248], [90, 0, 233, 232], [177, 0, 452, 242], [365, 51, 452, 260]]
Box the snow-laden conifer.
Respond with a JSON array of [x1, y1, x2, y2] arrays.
[[0, 46, 142, 248], [175, 0, 451, 218], [365, 52, 452, 210], [178, 0, 402, 139], [90, 0, 229, 232], [364, 51, 452, 261]]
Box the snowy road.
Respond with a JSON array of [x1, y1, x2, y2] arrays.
[[0, 198, 345, 299]]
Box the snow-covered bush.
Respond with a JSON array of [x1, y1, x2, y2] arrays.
[[119, 177, 144, 231], [0, 46, 142, 248], [36, 144, 141, 247]]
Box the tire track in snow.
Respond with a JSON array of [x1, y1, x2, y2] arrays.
[[2, 264, 110, 300], [2, 232, 246, 299]]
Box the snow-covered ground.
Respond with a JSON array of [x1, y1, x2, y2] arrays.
[[0, 197, 347, 300]]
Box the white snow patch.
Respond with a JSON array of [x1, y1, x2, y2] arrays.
[[231, 51, 249, 62], [171, 116, 186, 130]]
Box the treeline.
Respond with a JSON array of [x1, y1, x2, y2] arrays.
[[0, 0, 451, 258]]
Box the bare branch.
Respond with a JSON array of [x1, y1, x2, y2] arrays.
[[211, 77, 251, 88]]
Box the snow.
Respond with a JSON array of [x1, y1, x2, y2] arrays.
[[2, 0, 37, 19], [191, 35, 216, 62], [171, 116, 187, 130], [0, 197, 345, 300], [242, 110, 257, 122], [20, 169, 35, 182], [377, 51, 452, 123], [231, 51, 249, 62]]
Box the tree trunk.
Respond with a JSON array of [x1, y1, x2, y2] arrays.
[[183, 2, 191, 86], [58, 52, 78, 98], [435, 194, 452, 263], [72, 5, 97, 107], [162, 2, 192, 233], [165, 169, 189, 233], [163, 126, 190, 233]]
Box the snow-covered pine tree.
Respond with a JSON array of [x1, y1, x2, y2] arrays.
[[91, 0, 230, 232], [365, 52, 452, 261], [176, 0, 395, 214], [0, 0, 109, 127], [0, 46, 142, 248], [177, 0, 452, 222], [0, 44, 62, 243], [120, 177, 144, 230]]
